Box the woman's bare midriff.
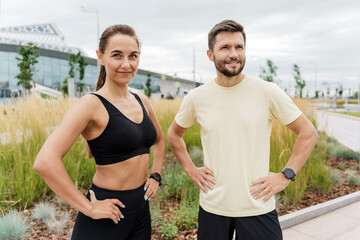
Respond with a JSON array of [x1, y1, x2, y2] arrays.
[[92, 153, 150, 191]]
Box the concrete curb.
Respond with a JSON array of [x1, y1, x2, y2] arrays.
[[279, 191, 360, 229]]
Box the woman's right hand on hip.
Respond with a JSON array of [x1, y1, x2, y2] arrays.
[[88, 190, 125, 224]]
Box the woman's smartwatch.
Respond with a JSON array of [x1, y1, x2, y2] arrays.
[[149, 172, 162, 186], [281, 168, 296, 181]]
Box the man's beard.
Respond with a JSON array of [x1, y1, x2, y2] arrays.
[[214, 56, 245, 77]]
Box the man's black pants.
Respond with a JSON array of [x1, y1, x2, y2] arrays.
[[197, 206, 283, 240]]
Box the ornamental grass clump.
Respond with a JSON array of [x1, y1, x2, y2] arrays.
[[32, 202, 57, 222], [329, 170, 344, 185], [32, 201, 69, 235], [331, 146, 359, 160], [0, 211, 29, 240], [44, 212, 70, 235], [348, 174, 360, 186]]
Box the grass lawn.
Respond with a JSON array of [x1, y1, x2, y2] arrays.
[[336, 112, 360, 118]]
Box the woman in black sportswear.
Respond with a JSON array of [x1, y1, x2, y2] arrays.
[[34, 25, 166, 240]]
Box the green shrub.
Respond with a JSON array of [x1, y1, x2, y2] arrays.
[[175, 203, 198, 229], [150, 201, 161, 230], [162, 165, 197, 201], [189, 146, 204, 166], [337, 162, 346, 170], [327, 136, 337, 143], [159, 220, 178, 239], [0, 211, 29, 240]]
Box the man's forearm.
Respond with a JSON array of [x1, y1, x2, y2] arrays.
[[285, 127, 318, 173], [168, 133, 196, 173]]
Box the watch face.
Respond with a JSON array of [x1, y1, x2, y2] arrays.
[[284, 169, 295, 178]]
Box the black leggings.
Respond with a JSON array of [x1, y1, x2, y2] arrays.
[[71, 183, 151, 240]]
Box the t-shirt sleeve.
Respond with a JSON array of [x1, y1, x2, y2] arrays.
[[175, 92, 197, 128], [268, 83, 302, 125]]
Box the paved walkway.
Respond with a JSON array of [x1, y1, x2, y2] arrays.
[[316, 111, 360, 152], [282, 200, 360, 240], [281, 111, 360, 239]]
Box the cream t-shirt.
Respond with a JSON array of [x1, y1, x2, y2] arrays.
[[175, 75, 302, 217]]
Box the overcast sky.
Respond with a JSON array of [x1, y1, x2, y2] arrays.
[[1, 0, 359, 96]]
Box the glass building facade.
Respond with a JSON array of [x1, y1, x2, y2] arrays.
[[129, 72, 161, 93], [0, 23, 195, 98], [0, 50, 98, 92], [0, 45, 163, 96]]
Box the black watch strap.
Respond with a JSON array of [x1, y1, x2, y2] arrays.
[[149, 172, 162, 186]]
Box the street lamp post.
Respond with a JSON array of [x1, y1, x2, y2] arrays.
[[0, 0, 2, 28], [358, 73, 360, 111], [314, 64, 317, 92], [80, 6, 100, 49], [193, 47, 196, 88]]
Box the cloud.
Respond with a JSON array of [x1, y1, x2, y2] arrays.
[[1, 0, 359, 94]]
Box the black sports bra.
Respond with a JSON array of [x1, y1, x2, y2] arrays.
[[87, 93, 157, 165]]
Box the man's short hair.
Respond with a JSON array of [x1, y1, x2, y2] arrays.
[[208, 20, 246, 51]]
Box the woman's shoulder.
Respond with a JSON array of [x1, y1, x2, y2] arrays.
[[134, 92, 153, 112], [135, 92, 149, 103], [133, 92, 151, 106], [71, 93, 104, 114]]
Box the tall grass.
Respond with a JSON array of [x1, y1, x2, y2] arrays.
[[151, 98, 201, 151], [270, 99, 330, 203], [0, 95, 95, 211], [1, 95, 330, 214]]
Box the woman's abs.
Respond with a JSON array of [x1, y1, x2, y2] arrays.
[[92, 154, 149, 191]]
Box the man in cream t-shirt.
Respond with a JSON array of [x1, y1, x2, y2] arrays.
[[168, 20, 318, 240]]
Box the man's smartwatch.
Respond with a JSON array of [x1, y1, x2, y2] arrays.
[[281, 168, 296, 181], [149, 172, 162, 186]]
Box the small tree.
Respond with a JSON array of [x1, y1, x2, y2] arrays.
[[61, 52, 88, 96], [15, 42, 39, 92], [315, 90, 320, 98], [338, 85, 343, 99], [144, 72, 153, 98], [76, 53, 88, 93], [293, 64, 306, 98], [259, 59, 278, 83], [354, 91, 359, 99], [61, 77, 69, 96]]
